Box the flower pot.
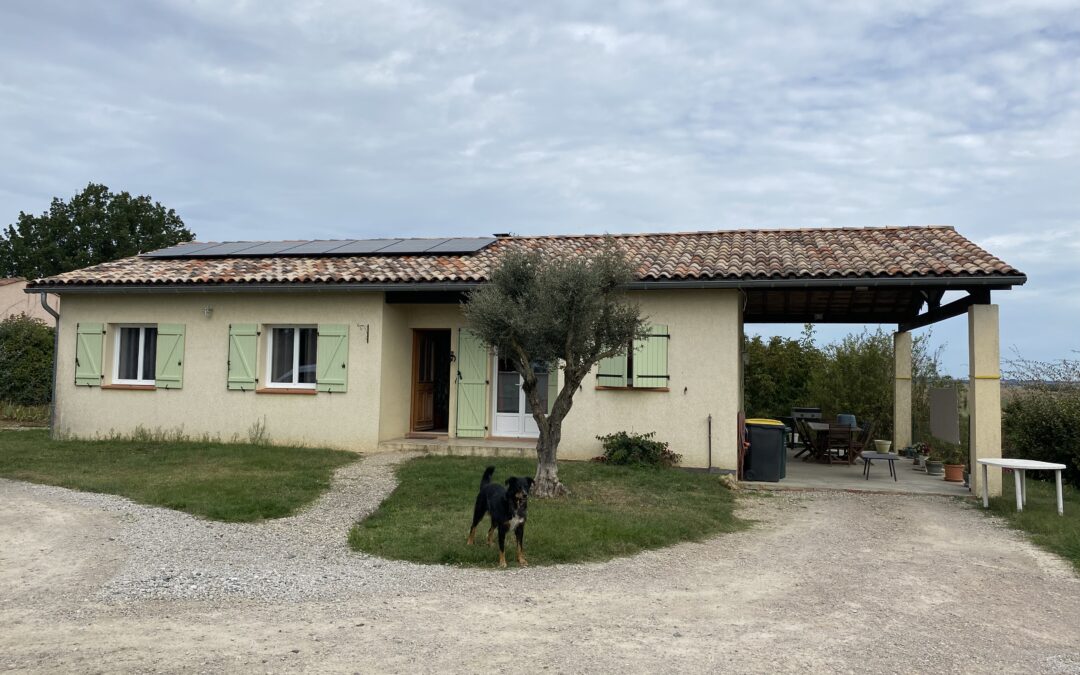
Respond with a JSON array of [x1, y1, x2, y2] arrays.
[[925, 460, 944, 476], [874, 439, 892, 454], [943, 463, 964, 482]]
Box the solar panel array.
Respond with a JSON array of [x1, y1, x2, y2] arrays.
[[142, 237, 498, 258]]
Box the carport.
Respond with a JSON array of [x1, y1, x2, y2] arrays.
[[739, 247, 1025, 497]]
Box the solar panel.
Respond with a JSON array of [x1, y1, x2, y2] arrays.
[[192, 242, 266, 256], [141, 236, 498, 258], [324, 239, 402, 254], [232, 241, 309, 256], [277, 240, 353, 255], [376, 238, 451, 254], [427, 237, 497, 254], [142, 242, 222, 257]]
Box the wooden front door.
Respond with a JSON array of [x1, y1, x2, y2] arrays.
[[411, 330, 451, 433]]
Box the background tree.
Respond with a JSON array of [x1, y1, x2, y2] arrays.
[[0, 183, 194, 279], [743, 324, 824, 417], [463, 245, 647, 497]]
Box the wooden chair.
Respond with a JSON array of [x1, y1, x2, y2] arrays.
[[849, 420, 876, 462], [826, 424, 857, 464], [796, 418, 825, 462]]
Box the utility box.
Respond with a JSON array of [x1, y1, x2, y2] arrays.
[[743, 418, 786, 482]]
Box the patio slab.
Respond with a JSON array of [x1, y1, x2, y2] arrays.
[[741, 446, 973, 497]]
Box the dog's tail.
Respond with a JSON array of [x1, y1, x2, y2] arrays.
[[480, 465, 496, 488]]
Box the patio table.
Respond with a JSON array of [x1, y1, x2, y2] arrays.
[[977, 458, 1067, 516], [860, 451, 900, 481]]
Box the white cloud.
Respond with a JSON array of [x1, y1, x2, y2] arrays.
[[1, 0, 1079, 364]]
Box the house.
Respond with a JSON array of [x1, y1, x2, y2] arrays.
[[24, 226, 1025, 494], [1, 277, 57, 322]]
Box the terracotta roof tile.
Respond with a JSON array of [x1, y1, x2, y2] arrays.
[[27, 226, 1023, 288]]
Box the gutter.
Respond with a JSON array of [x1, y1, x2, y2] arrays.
[[25, 274, 1027, 295], [36, 292, 60, 436]]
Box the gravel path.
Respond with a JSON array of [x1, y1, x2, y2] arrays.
[[2, 454, 1079, 673]]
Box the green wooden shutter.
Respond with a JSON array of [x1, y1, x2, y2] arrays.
[[455, 329, 488, 438], [597, 352, 627, 387], [228, 323, 258, 391], [74, 322, 105, 387], [546, 365, 559, 414], [316, 324, 349, 393], [155, 324, 186, 389], [633, 323, 670, 388]]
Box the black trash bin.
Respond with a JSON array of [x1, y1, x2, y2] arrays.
[[743, 418, 786, 482]]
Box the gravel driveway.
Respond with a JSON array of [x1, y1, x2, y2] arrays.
[[2, 452, 1079, 674]]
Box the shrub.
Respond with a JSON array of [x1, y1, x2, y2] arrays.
[[0, 313, 54, 406], [930, 437, 967, 466], [596, 431, 682, 467], [1002, 356, 1080, 487]]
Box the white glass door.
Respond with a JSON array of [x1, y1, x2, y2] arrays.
[[491, 356, 549, 437]]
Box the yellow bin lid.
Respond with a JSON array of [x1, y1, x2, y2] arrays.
[[745, 418, 784, 426]]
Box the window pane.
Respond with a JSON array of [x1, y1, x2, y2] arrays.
[[141, 327, 157, 382], [526, 370, 549, 414], [271, 328, 295, 383], [496, 358, 519, 413], [118, 327, 140, 380], [298, 328, 317, 384]]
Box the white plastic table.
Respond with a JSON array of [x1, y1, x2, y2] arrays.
[[977, 458, 1067, 516]]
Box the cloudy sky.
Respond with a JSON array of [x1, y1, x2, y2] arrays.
[[2, 0, 1078, 373]]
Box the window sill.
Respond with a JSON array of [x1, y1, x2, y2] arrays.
[[102, 384, 157, 391], [256, 387, 317, 395], [595, 386, 670, 392]]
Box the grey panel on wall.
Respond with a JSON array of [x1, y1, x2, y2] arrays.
[[929, 386, 960, 444]]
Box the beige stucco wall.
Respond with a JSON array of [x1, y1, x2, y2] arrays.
[[54, 293, 387, 451], [557, 290, 743, 470], [1, 279, 57, 323], [53, 289, 744, 471], [968, 303, 1002, 497]]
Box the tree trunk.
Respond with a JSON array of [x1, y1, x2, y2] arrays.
[[533, 420, 569, 498]]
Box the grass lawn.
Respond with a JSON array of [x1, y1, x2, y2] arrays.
[[982, 473, 1080, 572], [349, 456, 747, 567], [0, 429, 357, 522]]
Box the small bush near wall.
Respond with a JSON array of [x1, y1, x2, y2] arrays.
[[1003, 356, 1080, 487], [596, 431, 682, 467], [0, 313, 54, 406]]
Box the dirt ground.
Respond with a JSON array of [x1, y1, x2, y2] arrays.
[[2, 472, 1080, 674]]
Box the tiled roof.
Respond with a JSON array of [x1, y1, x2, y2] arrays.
[[27, 226, 1023, 288]]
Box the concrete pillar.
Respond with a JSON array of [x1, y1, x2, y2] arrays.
[[968, 304, 1002, 498], [893, 330, 912, 450]]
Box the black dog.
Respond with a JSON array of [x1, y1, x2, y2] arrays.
[[466, 466, 533, 567]]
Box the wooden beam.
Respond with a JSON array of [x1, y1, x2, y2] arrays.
[[898, 289, 990, 332]]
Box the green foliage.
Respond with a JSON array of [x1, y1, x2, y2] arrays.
[[930, 437, 967, 465], [743, 324, 824, 417], [746, 326, 943, 442], [1002, 356, 1080, 487], [0, 314, 54, 406], [463, 244, 646, 392], [595, 430, 682, 467], [0, 429, 356, 522], [0, 183, 194, 279], [348, 455, 745, 567]]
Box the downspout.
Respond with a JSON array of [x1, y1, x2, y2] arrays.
[[38, 292, 60, 436], [707, 414, 713, 472]]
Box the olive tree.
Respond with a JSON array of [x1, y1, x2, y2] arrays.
[[463, 244, 647, 497]]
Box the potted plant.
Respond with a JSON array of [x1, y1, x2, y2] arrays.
[[937, 439, 966, 483], [913, 441, 930, 469], [924, 454, 945, 476]]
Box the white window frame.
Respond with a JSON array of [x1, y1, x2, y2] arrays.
[[265, 325, 318, 389], [112, 324, 157, 386]]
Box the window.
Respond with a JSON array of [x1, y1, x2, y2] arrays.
[[596, 324, 669, 389], [266, 326, 318, 388], [113, 325, 157, 385]]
